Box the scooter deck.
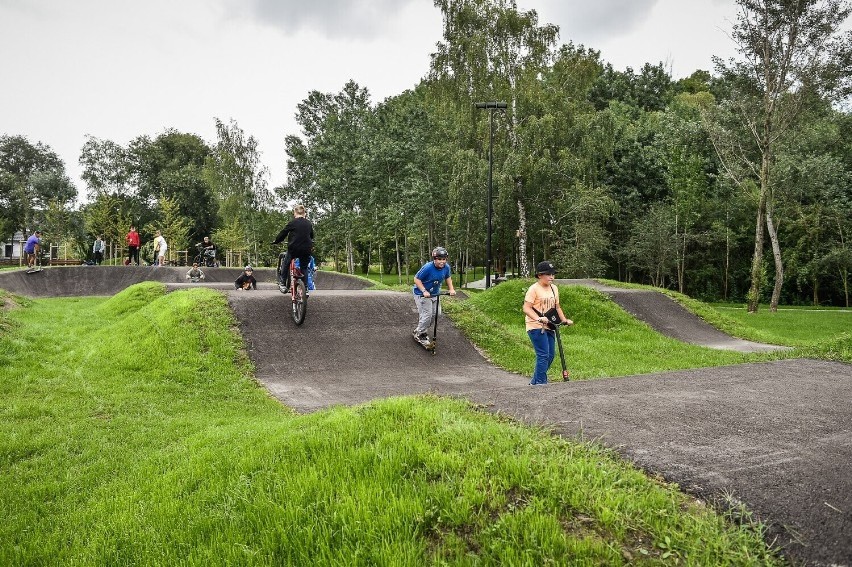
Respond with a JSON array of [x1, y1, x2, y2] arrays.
[[413, 333, 435, 351]]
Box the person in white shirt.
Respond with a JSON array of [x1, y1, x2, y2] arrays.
[[153, 230, 168, 266]]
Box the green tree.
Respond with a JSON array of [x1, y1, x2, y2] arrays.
[[657, 91, 716, 293], [129, 131, 217, 245], [204, 118, 273, 261], [79, 135, 133, 198], [0, 134, 76, 240], [712, 0, 852, 312], [430, 0, 559, 277], [627, 202, 678, 287], [283, 81, 373, 273], [82, 193, 133, 263]]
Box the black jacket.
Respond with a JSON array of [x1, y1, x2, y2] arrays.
[[234, 273, 257, 290], [273, 217, 314, 252]]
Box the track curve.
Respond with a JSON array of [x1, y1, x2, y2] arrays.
[[560, 279, 788, 353]]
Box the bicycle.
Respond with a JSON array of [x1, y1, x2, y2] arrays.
[[193, 243, 219, 267], [277, 253, 308, 325]]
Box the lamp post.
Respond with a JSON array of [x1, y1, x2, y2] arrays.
[[475, 101, 506, 289]]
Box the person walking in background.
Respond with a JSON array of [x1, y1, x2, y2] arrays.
[[24, 230, 41, 270], [92, 235, 105, 265], [272, 204, 314, 291], [412, 246, 457, 345], [152, 230, 167, 266], [126, 226, 140, 266], [523, 261, 572, 385]]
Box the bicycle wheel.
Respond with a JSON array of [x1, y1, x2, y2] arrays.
[[291, 278, 307, 325]]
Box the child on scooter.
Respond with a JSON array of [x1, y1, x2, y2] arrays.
[[412, 246, 456, 345], [523, 261, 572, 385]]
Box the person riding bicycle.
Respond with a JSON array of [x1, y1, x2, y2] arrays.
[[234, 265, 257, 290], [186, 262, 205, 282], [272, 204, 314, 291], [412, 246, 457, 344], [196, 236, 217, 266]]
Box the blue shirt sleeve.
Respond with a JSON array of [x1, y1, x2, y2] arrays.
[[413, 263, 452, 296]]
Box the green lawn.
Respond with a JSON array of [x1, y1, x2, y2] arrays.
[[711, 303, 851, 346], [0, 283, 781, 565]]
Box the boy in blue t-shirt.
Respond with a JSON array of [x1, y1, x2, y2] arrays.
[[412, 246, 457, 343]]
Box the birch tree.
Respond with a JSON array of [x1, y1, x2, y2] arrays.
[[711, 0, 852, 312]]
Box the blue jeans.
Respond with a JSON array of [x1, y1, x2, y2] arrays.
[[528, 329, 555, 385]]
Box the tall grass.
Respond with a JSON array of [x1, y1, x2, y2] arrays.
[[0, 284, 779, 565]]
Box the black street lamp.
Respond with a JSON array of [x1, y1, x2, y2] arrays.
[[475, 101, 506, 289]]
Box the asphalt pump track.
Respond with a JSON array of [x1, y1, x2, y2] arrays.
[[2, 266, 850, 565]]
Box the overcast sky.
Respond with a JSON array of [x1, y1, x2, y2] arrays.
[[0, 0, 739, 198]]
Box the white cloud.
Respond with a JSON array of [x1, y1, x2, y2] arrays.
[[537, 0, 659, 42], [229, 0, 420, 40], [1, 0, 739, 199]]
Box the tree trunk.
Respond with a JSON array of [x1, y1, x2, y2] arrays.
[[766, 208, 783, 312], [395, 232, 403, 284], [747, 159, 769, 313], [679, 232, 687, 295], [517, 200, 529, 277], [724, 210, 730, 302], [404, 232, 410, 284], [333, 233, 340, 273], [345, 233, 354, 275]]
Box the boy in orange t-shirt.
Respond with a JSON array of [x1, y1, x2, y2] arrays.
[[522, 261, 573, 385]]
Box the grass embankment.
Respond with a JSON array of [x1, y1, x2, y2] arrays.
[[442, 279, 852, 380], [1, 284, 778, 564], [444, 280, 766, 381]]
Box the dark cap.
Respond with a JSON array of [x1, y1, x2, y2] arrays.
[[535, 261, 556, 275]]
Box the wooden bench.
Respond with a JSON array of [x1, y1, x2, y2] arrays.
[[47, 259, 83, 266]]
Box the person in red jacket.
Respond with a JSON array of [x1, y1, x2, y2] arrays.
[[126, 226, 140, 266]]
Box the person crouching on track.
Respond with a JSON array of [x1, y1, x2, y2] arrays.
[[412, 246, 457, 344], [523, 261, 572, 385], [235, 265, 257, 290], [272, 204, 314, 291], [186, 262, 205, 281]]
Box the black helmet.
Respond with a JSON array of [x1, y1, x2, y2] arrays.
[[432, 246, 448, 259], [535, 261, 556, 275]]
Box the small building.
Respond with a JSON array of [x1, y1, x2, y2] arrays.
[[1, 230, 26, 262]]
